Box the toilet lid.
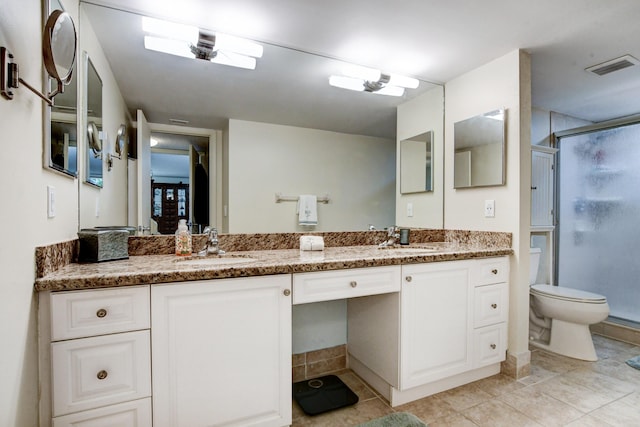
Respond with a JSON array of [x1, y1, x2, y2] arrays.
[[531, 284, 607, 303]]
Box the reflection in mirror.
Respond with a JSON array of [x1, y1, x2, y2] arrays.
[[85, 56, 103, 187], [400, 131, 433, 194], [46, 0, 78, 177], [79, 3, 445, 231], [453, 109, 506, 188], [150, 132, 209, 234]]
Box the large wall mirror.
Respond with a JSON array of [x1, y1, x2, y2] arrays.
[[400, 131, 433, 194], [84, 55, 103, 187], [453, 109, 506, 188], [45, 0, 78, 177], [78, 2, 445, 232]]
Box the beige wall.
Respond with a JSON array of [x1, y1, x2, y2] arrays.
[[444, 50, 532, 361], [0, 0, 80, 425], [78, 3, 129, 229], [226, 119, 396, 233], [396, 86, 444, 228]]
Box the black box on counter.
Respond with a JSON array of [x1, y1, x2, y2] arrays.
[[78, 228, 130, 262]]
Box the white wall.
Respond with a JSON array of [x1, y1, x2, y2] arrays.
[[444, 50, 532, 363], [0, 0, 80, 425], [226, 119, 396, 233], [396, 86, 444, 228], [78, 3, 129, 229]]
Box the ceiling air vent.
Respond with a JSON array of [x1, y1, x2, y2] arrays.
[[586, 55, 639, 76]]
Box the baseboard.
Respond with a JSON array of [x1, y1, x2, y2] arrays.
[[591, 320, 640, 346]]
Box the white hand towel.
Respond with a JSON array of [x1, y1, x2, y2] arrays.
[[298, 195, 318, 226]]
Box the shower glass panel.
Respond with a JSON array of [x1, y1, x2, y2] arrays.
[[557, 122, 640, 324]]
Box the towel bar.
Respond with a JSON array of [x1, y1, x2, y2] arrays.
[[275, 193, 330, 203]]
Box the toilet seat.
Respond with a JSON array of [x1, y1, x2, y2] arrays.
[[531, 284, 607, 304]]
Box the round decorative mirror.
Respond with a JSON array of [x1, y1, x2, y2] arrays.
[[43, 9, 77, 94], [88, 121, 102, 156], [115, 124, 127, 156]]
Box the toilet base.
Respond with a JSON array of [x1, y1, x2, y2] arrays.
[[529, 319, 598, 361]]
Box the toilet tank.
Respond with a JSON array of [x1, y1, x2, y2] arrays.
[[529, 247, 542, 285]]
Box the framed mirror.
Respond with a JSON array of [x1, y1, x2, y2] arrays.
[[45, 0, 78, 177], [453, 109, 506, 188], [400, 131, 433, 194], [84, 55, 103, 187]]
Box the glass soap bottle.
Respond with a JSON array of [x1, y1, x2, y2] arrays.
[[175, 219, 192, 256]]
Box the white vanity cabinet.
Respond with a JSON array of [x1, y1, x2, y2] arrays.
[[151, 275, 292, 427], [39, 286, 152, 427], [348, 256, 509, 406]]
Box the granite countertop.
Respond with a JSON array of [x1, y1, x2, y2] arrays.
[[34, 242, 513, 292]]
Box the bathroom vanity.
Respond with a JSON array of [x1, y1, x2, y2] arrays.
[[35, 232, 511, 427]]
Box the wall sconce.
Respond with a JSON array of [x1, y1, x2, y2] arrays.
[[107, 124, 126, 171], [329, 64, 419, 97], [141, 17, 263, 70], [1, 10, 77, 105]]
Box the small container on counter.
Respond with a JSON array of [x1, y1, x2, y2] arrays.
[[175, 219, 192, 256]]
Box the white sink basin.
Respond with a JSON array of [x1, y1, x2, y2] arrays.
[[175, 255, 257, 267]]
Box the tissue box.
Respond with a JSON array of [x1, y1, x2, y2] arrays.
[[300, 235, 324, 251], [78, 228, 130, 262]]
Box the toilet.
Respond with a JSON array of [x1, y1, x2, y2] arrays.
[[529, 247, 609, 361]]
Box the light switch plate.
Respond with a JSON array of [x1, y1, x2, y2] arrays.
[[47, 186, 56, 218], [407, 202, 414, 217]]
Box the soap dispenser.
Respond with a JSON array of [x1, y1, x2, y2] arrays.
[[175, 219, 192, 256]]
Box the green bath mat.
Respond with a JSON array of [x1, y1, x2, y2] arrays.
[[626, 355, 640, 370], [356, 412, 427, 427]]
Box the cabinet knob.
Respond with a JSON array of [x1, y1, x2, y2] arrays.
[[283, 289, 291, 297], [490, 344, 497, 350], [491, 269, 498, 275], [491, 303, 498, 309], [96, 308, 108, 318], [96, 370, 108, 380], [531, 186, 538, 190], [350, 281, 358, 288], [405, 276, 412, 282]]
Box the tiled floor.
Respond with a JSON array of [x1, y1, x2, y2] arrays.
[[292, 335, 640, 426]]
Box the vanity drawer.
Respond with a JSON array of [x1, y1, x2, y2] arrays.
[[51, 330, 151, 416], [474, 282, 508, 328], [473, 323, 507, 367], [50, 286, 150, 341], [293, 266, 401, 304], [53, 398, 152, 427], [472, 257, 509, 287]]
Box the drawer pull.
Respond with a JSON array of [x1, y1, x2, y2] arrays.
[[405, 276, 412, 282], [283, 289, 291, 297], [96, 308, 108, 318], [96, 370, 108, 380], [350, 281, 358, 288], [491, 303, 498, 309], [490, 344, 497, 350], [491, 269, 498, 275]]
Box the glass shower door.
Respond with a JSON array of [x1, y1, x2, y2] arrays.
[[557, 123, 640, 324]]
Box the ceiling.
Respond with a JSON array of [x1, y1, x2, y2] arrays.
[[81, 0, 640, 139]]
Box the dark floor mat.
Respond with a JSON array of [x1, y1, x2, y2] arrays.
[[293, 374, 359, 416]]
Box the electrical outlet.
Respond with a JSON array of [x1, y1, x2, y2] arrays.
[[47, 186, 56, 218], [484, 199, 495, 218], [407, 202, 414, 217]]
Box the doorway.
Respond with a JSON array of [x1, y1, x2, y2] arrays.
[[150, 131, 210, 234]]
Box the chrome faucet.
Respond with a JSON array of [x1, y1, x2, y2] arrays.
[[378, 226, 400, 248], [199, 227, 226, 256]]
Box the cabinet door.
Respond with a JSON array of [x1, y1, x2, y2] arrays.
[[152, 275, 292, 427], [531, 150, 555, 226], [400, 261, 473, 389]]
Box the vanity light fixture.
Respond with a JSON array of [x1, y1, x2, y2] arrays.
[[141, 17, 263, 70], [329, 64, 419, 97]]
